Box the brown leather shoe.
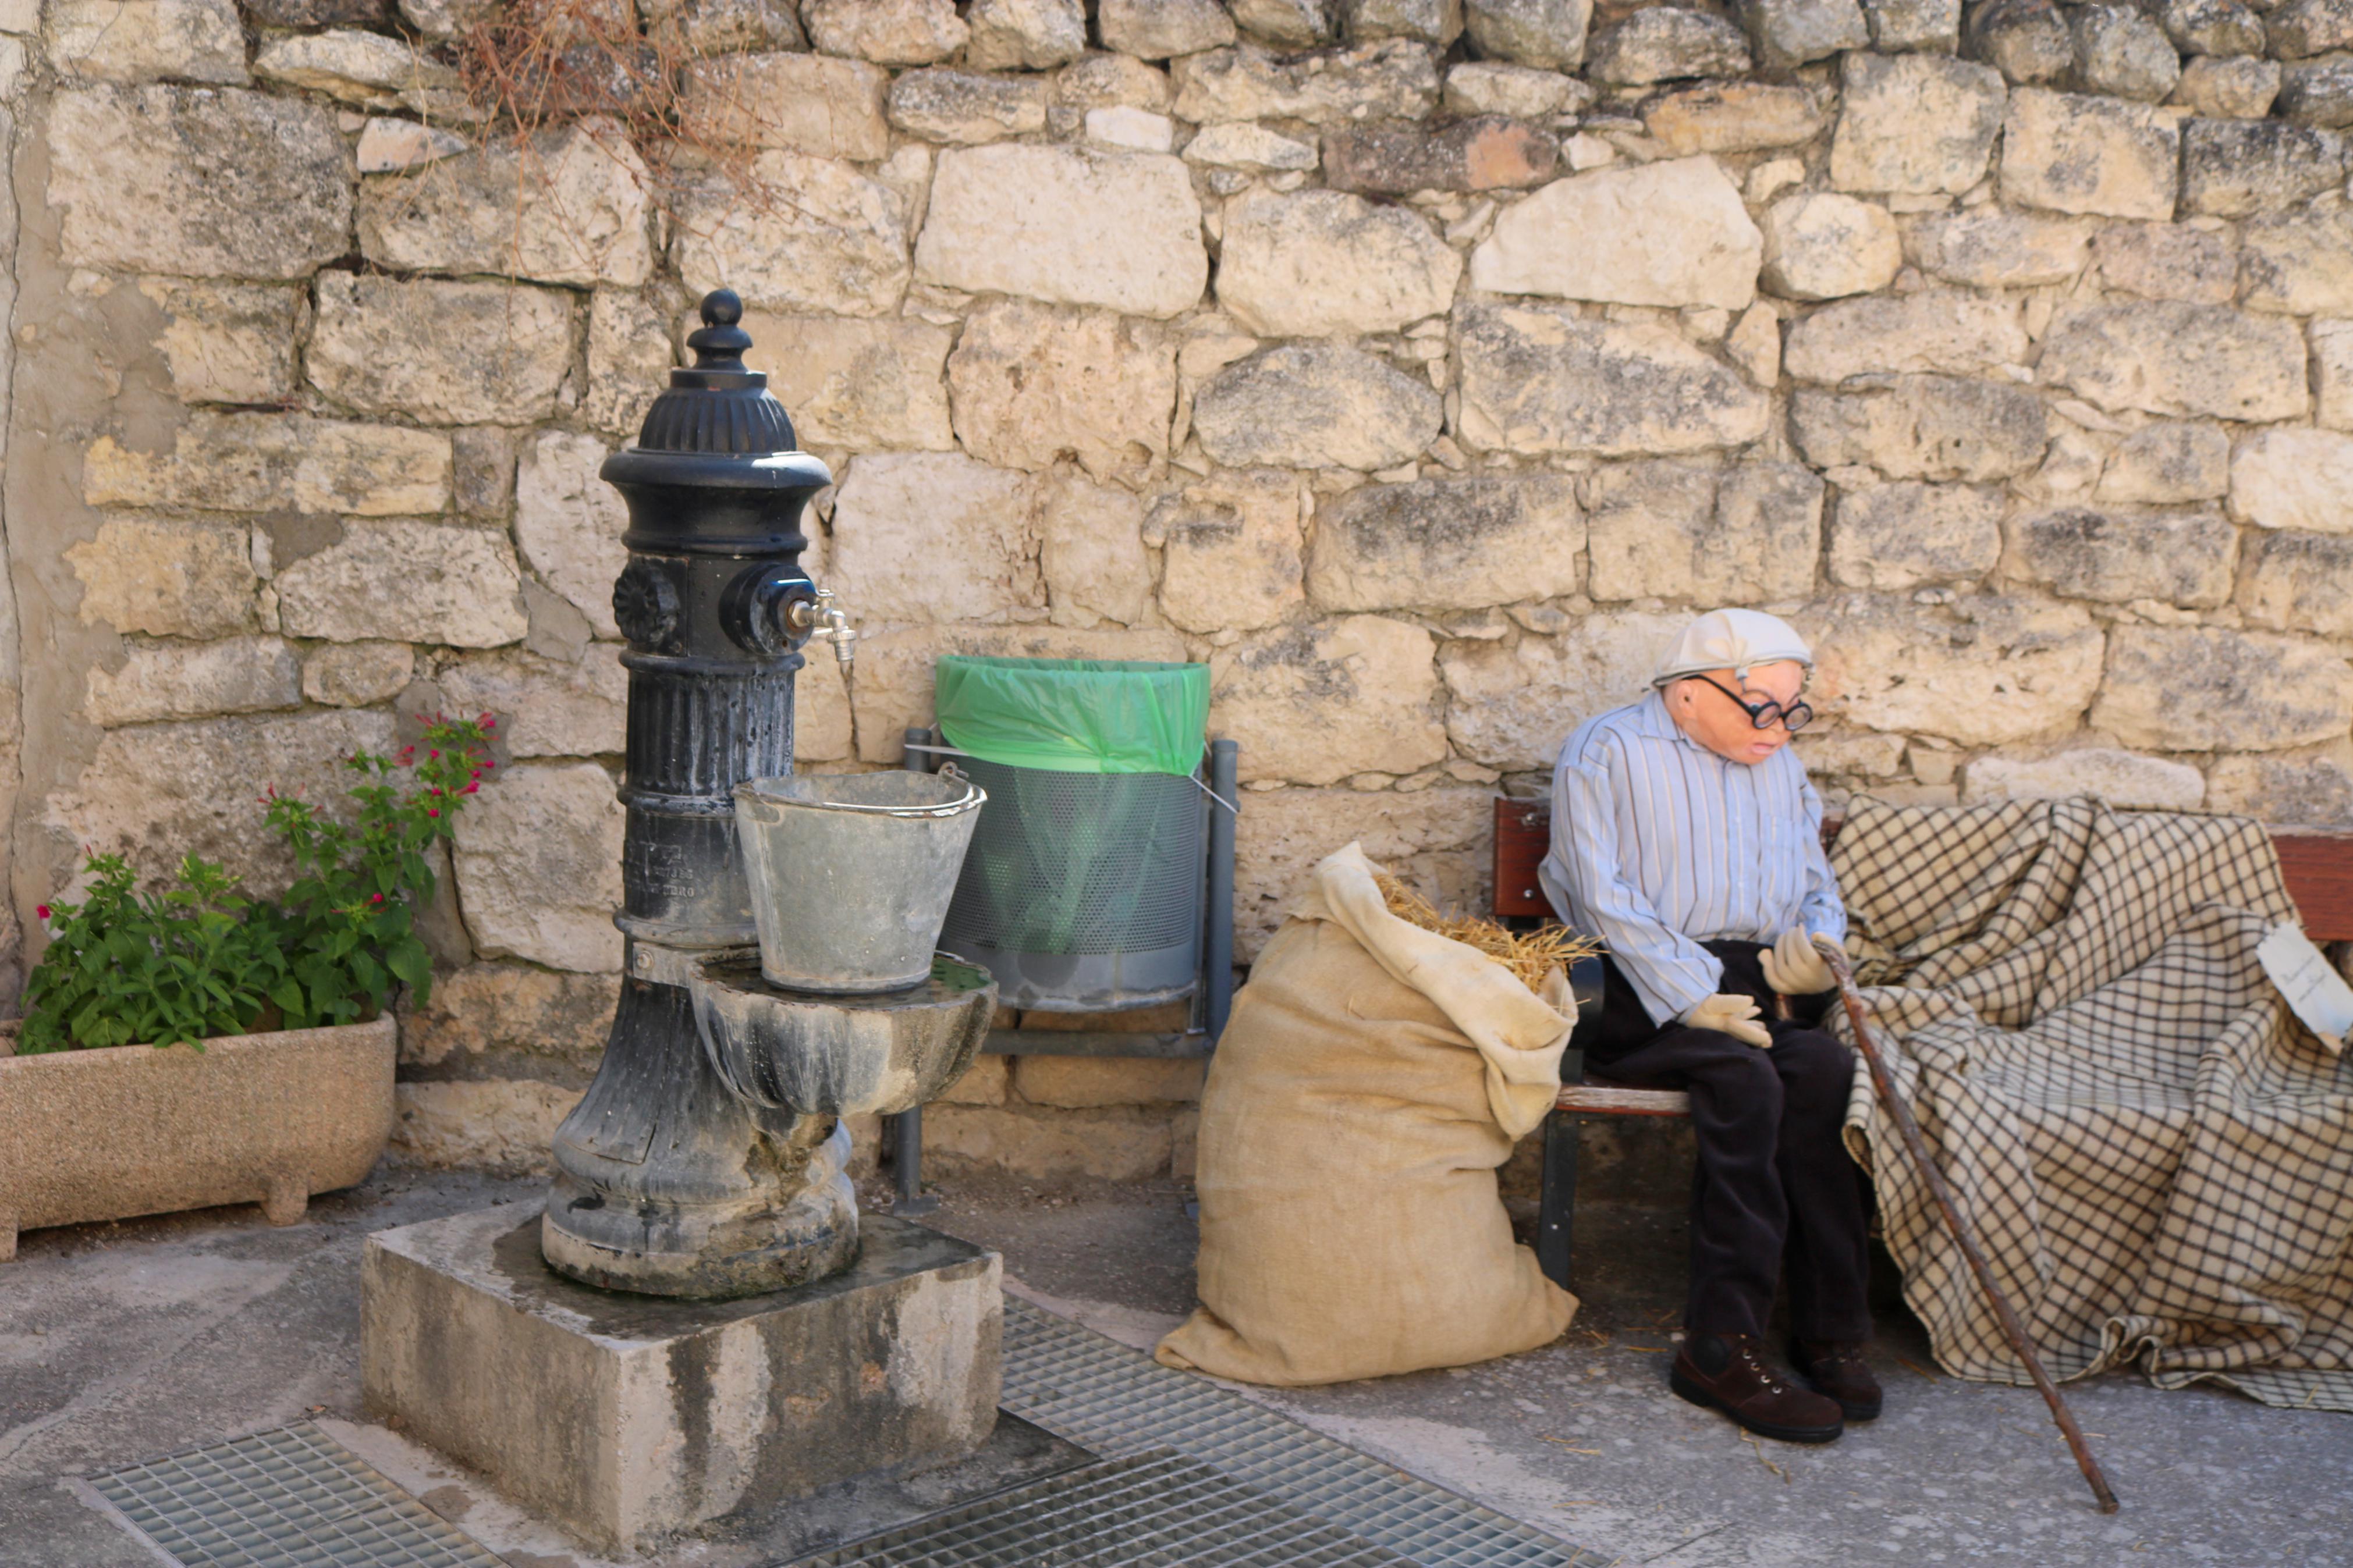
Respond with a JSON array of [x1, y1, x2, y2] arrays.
[[1670, 1333, 1844, 1443], [1791, 1339, 1883, 1421]]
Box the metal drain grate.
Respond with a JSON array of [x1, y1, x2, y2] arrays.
[[999, 1299, 1607, 1568], [792, 1449, 1412, 1567], [85, 1423, 503, 1568]]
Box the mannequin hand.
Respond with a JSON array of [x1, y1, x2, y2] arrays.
[[1683, 992, 1772, 1048], [1760, 928, 1833, 996]]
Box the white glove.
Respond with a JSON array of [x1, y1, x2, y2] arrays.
[[1759, 928, 1833, 997], [1683, 992, 1772, 1048]]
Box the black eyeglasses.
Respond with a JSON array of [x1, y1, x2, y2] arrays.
[[1688, 674, 1814, 733]]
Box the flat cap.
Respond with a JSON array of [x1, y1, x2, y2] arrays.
[[1652, 609, 1812, 686]]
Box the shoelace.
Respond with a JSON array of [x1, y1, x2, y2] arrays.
[[1734, 1340, 1787, 1395]]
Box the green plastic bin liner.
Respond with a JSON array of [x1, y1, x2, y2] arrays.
[[933, 657, 1208, 776]]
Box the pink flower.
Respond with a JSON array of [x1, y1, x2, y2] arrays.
[[462, 783, 478, 795], [36, 904, 49, 920], [429, 750, 440, 760], [426, 808, 439, 818], [370, 893, 384, 904]]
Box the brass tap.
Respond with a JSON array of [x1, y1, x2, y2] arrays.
[[787, 586, 857, 673]]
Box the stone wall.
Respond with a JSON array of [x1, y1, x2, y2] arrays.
[[7, 0, 2353, 1182]]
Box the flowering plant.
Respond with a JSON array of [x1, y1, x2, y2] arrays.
[[17, 715, 496, 1053]]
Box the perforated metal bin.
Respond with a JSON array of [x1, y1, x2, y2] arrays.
[[937, 755, 1205, 1012]]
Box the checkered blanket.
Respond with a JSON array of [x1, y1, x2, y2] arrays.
[[1829, 797, 2353, 1412]]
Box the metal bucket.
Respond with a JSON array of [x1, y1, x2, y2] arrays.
[[733, 770, 988, 994]]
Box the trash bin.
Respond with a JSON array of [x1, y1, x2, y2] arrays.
[[931, 657, 1211, 1012]]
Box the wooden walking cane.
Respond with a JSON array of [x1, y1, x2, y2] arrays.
[[1816, 939, 2122, 1514]]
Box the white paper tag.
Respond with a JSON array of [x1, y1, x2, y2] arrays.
[[2256, 923, 2353, 1057]]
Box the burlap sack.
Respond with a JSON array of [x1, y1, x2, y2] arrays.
[[1155, 844, 1580, 1386]]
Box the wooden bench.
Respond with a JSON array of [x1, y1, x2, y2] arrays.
[[1496, 796, 2353, 1290]]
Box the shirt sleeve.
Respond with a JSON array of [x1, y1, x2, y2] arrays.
[[1541, 739, 1725, 1027], [1798, 772, 1848, 945]]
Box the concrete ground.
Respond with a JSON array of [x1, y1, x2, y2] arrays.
[[3, 1162, 2348, 1568]]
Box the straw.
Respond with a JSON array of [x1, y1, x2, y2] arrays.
[[1374, 873, 1603, 993]]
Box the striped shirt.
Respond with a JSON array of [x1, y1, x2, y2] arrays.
[[1538, 689, 1846, 1027]]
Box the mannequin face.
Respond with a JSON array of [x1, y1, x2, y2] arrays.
[[1666, 663, 1806, 766]]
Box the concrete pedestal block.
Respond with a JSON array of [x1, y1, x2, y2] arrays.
[[361, 1204, 1000, 1552]]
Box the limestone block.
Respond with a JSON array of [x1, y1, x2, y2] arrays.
[[1784, 291, 2027, 382], [1444, 61, 1587, 116], [2010, 506, 2237, 607], [2272, 0, 2353, 56], [2000, 88, 2180, 219], [1013, 1056, 1205, 1108], [1741, 0, 1871, 69], [850, 625, 1186, 762], [676, 52, 890, 161], [49, 87, 348, 278], [2178, 118, 2347, 217], [1088, 106, 1176, 151], [2089, 221, 2237, 303], [2176, 55, 2282, 117], [2098, 421, 2231, 502], [1465, 0, 1592, 65], [1440, 612, 1687, 770], [1762, 193, 1901, 303], [394, 0, 494, 36], [1644, 82, 1827, 155], [2092, 626, 2353, 751], [84, 637, 299, 727], [1038, 467, 1153, 630], [925, 1104, 1173, 1179], [829, 452, 1039, 624], [1864, 0, 1960, 49], [1231, 0, 1339, 47], [2277, 56, 2353, 127], [515, 431, 629, 641], [1232, 784, 1493, 956], [45, 0, 246, 83], [1321, 117, 1557, 195], [1829, 52, 2007, 195], [1100, 0, 1237, 56], [1965, 0, 2074, 86], [1724, 301, 1781, 387], [581, 290, 669, 442], [67, 517, 255, 638], [2240, 530, 2353, 635], [743, 312, 952, 453], [1151, 467, 1304, 632], [1457, 304, 1772, 458], [356, 118, 468, 175], [1805, 594, 2104, 745], [254, 28, 460, 107], [2039, 303, 2308, 422], [2162, 0, 2265, 55], [2317, 321, 2353, 432], [1901, 208, 2095, 287], [2228, 428, 2353, 532], [436, 647, 627, 759], [276, 522, 530, 649], [1307, 475, 1582, 613], [934, 1054, 1010, 1106], [1183, 121, 1318, 170], [1962, 748, 2205, 808], [397, 962, 620, 1075], [1347, 0, 1464, 44], [1055, 51, 1178, 111], [2205, 751, 2353, 827], [1192, 344, 1440, 472], [84, 414, 451, 517], [966, 0, 1087, 68], [450, 761, 625, 970], [1585, 461, 1822, 605], [888, 69, 1050, 143], [803, 0, 966, 62], [359, 123, 654, 289], [676, 152, 910, 317], [1171, 41, 1440, 123], [308, 275, 576, 426], [304, 642, 414, 707], [640, 0, 805, 55], [2242, 207, 2353, 317], [1828, 482, 2003, 590], [391, 1080, 573, 1170], [45, 710, 398, 888], [1790, 375, 2048, 481], [947, 301, 1174, 482], [135, 279, 301, 406], [1586, 7, 1752, 82], [2071, 4, 2181, 99], [1217, 190, 1459, 337], [1470, 156, 1760, 311], [1211, 617, 1446, 785], [914, 145, 1206, 319]]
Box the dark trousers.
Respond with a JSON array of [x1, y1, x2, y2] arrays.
[[1587, 941, 1872, 1343]]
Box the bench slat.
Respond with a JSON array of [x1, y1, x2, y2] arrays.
[[1557, 1085, 1691, 1116]]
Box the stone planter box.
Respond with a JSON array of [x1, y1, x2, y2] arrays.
[[0, 1016, 398, 1259]]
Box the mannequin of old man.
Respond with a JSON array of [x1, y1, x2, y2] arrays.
[[1539, 609, 1876, 1446]]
